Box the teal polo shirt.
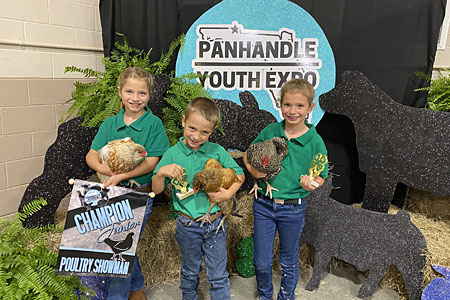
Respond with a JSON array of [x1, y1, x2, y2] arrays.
[[91, 107, 169, 186], [252, 121, 328, 200], [153, 138, 244, 219]]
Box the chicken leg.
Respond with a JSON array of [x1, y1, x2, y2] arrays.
[[215, 215, 227, 234], [249, 181, 262, 198], [214, 195, 234, 234], [264, 180, 279, 199], [195, 202, 215, 227]]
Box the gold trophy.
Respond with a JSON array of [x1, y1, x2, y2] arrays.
[[171, 168, 194, 200], [309, 153, 328, 187]]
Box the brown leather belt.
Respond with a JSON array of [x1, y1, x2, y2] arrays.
[[179, 210, 223, 222]]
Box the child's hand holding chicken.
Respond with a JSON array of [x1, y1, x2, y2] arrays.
[[206, 187, 234, 204]]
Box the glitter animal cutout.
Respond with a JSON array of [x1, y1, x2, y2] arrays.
[[319, 71, 450, 212], [301, 176, 427, 300]]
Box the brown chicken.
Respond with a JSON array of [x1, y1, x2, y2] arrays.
[[192, 158, 241, 232], [246, 137, 289, 198], [97, 137, 146, 187]]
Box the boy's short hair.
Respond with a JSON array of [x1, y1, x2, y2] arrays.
[[118, 66, 154, 92], [279, 78, 315, 105], [185, 97, 220, 126]]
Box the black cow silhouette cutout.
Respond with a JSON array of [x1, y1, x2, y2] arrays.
[[319, 71, 450, 212]]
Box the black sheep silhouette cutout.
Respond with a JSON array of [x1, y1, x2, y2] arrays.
[[319, 71, 450, 212], [301, 176, 427, 300]]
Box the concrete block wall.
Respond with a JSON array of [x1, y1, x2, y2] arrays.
[[0, 0, 103, 217]]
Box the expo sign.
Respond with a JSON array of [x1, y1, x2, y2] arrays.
[[175, 0, 335, 124], [192, 21, 321, 107]]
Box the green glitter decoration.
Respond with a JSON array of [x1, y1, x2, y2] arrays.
[[236, 257, 255, 278], [236, 236, 255, 278]]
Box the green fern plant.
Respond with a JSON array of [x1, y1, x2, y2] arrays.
[[415, 68, 450, 112], [60, 33, 186, 127], [0, 198, 91, 300]]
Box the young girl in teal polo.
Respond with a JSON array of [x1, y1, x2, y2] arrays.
[[243, 78, 328, 300], [86, 66, 169, 300]]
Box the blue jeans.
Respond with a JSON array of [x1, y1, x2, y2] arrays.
[[175, 213, 230, 300], [253, 196, 306, 300], [107, 197, 153, 300]]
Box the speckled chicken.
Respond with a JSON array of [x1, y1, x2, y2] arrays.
[[97, 137, 146, 187], [192, 158, 241, 232], [246, 137, 289, 198]]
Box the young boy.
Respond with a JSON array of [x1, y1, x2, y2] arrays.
[[152, 97, 245, 299], [86, 66, 170, 300], [243, 78, 328, 300]]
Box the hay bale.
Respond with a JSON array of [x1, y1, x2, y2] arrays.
[[405, 188, 450, 220], [138, 190, 450, 298]]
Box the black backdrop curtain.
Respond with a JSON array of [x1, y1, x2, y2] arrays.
[[99, 0, 446, 204]]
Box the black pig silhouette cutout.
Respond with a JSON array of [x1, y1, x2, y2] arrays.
[[19, 83, 276, 227], [210, 91, 277, 191]]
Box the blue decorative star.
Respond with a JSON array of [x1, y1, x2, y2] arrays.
[[422, 265, 450, 300]]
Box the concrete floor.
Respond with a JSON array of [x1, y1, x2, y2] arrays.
[[144, 266, 399, 300]]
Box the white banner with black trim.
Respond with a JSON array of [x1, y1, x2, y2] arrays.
[[55, 179, 148, 278]]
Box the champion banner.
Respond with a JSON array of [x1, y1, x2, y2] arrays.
[[55, 179, 148, 278]]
